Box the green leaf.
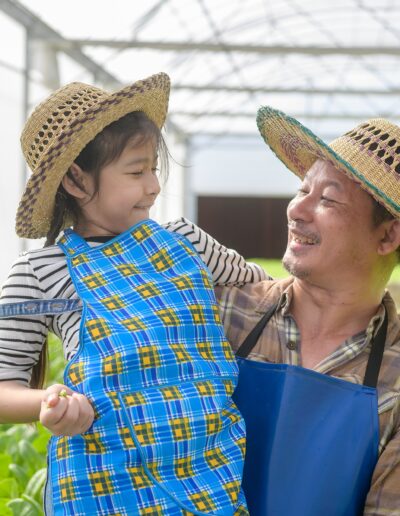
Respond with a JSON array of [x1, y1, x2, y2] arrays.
[[6, 426, 25, 440], [31, 426, 50, 456], [0, 478, 19, 498], [24, 468, 47, 503], [0, 454, 12, 478], [9, 464, 29, 488], [0, 434, 11, 453], [7, 497, 41, 516], [17, 441, 45, 475], [0, 498, 13, 516], [21, 494, 42, 514]]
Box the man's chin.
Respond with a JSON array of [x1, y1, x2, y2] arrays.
[[282, 256, 310, 280]]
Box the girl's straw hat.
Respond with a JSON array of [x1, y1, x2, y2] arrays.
[[17, 72, 170, 239], [257, 106, 400, 218]]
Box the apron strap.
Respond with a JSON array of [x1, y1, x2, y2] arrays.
[[235, 301, 387, 388], [57, 228, 90, 255], [0, 299, 82, 318], [235, 303, 278, 358], [363, 309, 388, 388]]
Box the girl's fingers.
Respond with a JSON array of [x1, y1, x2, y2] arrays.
[[40, 396, 69, 428], [50, 396, 80, 436], [40, 390, 95, 436], [69, 393, 94, 433], [46, 393, 60, 409]]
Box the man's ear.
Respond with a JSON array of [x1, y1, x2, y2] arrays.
[[61, 163, 90, 200], [377, 219, 400, 256]]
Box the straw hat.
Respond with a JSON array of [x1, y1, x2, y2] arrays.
[[257, 106, 400, 218], [17, 72, 170, 239]]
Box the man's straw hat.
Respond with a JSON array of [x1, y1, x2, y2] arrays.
[[17, 72, 170, 239], [257, 106, 400, 218]]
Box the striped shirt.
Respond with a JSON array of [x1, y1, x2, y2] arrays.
[[217, 277, 400, 515], [0, 218, 266, 385]]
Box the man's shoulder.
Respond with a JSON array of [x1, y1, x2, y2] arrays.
[[216, 276, 294, 310], [383, 290, 400, 350]]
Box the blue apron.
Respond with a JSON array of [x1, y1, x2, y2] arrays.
[[232, 303, 384, 516], [1, 220, 248, 515]]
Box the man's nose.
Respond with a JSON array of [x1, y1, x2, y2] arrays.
[[287, 193, 314, 222]]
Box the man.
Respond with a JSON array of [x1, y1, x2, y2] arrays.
[[218, 108, 400, 515]]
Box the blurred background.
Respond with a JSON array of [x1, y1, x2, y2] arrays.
[[1, 3, 400, 513], [1, 0, 400, 282]]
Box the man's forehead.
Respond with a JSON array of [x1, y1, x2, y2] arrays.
[[304, 159, 355, 189], [303, 159, 378, 210]]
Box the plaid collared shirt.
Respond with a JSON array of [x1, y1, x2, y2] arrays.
[[217, 277, 400, 515]]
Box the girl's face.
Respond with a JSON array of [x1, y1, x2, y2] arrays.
[[74, 138, 160, 237]]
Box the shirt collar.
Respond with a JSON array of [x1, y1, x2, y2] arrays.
[[275, 282, 386, 337]]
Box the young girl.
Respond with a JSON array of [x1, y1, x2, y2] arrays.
[[0, 73, 264, 515]]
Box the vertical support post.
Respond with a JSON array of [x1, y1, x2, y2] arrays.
[[183, 137, 197, 223], [20, 27, 31, 253]]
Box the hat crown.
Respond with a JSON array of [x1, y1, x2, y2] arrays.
[[331, 118, 400, 164], [21, 82, 108, 172]]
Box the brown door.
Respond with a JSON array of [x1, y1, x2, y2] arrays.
[[197, 196, 290, 259]]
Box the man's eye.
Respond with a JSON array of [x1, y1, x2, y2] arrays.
[[321, 196, 336, 203], [297, 188, 308, 196]]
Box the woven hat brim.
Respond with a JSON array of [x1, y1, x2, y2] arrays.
[[256, 106, 400, 218], [16, 72, 170, 239]]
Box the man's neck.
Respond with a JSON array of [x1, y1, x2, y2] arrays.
[[289, 278, 384, 368]]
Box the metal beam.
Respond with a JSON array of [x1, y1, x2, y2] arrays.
[[0, 0, 121, 86], [173, 84, 400, 96], [50, 39, 400, 57], [172, 111, 400, 121], [0, 0, 187, 139]]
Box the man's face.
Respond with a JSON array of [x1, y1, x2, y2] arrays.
[[283, 159, 381, 285]]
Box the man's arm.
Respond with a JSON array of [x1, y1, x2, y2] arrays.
[[364, 400, 400, 515], [165, 217, 269, 285]]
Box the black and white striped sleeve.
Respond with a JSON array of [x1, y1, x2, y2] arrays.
[[0, 254, 48, 385], [164, 217, 270, 286]]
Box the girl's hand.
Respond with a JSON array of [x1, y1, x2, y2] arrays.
[[39, 384, 94, 436]]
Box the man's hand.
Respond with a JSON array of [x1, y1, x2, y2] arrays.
[[40, 384, 94, 436]]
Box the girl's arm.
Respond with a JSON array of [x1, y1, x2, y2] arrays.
[[0, 380, 94, 435], [164, 217, 270, 285], [0, 380, 43, 422], [0, 253, 94, 435]]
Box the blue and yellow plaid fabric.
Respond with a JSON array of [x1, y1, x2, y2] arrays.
[[53, 219, 247, 515]]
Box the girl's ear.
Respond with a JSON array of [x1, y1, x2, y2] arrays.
[[377, 219, 400, 256], [62, 163, 91, 200]]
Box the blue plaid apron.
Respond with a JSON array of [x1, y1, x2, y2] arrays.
[[47, 219, 247, 515]]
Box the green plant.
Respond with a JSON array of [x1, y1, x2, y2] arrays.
[[251, 258, 400, 284], [0, 333, 65, 515]]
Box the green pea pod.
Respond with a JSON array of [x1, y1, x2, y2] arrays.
[[24, 468, 47, 503]]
